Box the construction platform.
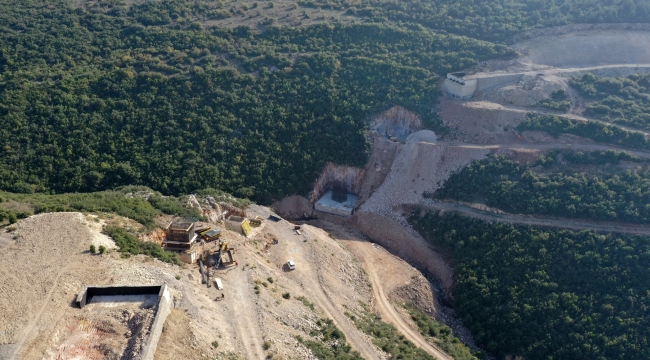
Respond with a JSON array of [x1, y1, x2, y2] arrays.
[[68, 284, 172, 360], [314, 190, 358, 216]]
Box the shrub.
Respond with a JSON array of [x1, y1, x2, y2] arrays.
[[267, 277, 274, 283], [212, 340, 219, 348], [282, 292, 290, 299], [98, 245, 106, 254], [103, 226, 179, 264], [90, 244, 97, 254]]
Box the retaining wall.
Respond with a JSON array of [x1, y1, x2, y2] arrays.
[[141, 285, 172, 360], [75, 284, 172, 360]]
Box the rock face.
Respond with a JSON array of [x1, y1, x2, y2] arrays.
[[272, 196, 314, 220], [371, 106, 422, 142], [309, 163, 365, 204]]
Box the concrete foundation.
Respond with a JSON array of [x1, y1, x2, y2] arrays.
[[445, 72, 524, 99], [75, 284, 172, 360], [314, 190, 358, 217]]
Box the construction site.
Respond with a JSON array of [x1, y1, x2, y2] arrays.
[[4, 23, 650, 360]]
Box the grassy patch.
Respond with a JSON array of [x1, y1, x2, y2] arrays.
[[349, 304, 435, 360], [403, 304, 479, 360], [296, 296, 315, 310], [0, 187, 246, 228], [103, 225, 179, 265], [297, 318, 363, 360]]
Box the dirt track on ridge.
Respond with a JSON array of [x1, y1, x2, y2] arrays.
[[429, 201, 650, 236], [366, 265, 450, 360]]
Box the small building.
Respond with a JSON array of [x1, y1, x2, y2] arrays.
[[165, 221, 197, 243], [444, 72, 478, 100], [314, 190, 358, 217], [178, 248, 200, 264], [164, 221, 199, 263]]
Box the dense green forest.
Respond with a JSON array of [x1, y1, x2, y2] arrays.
[[433, 152, 650, 223], [571, 73, 650, 130], [298, 0, 650, 42], [0, 0, 512, 202], [410, 211, 650, 360], [517, 114, 650, 150]]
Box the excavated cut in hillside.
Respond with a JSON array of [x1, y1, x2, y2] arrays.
[[310, 162, 365, 204], [371, 106, 422, 142]]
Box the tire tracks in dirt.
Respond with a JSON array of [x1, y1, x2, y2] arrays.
[[229, 269, 265, 360], [297, 245, 381, 360], [365, 265, 450, 360]]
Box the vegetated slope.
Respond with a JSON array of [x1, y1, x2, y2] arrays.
[[410, 211, 650, 360], [0, 186, 202, 228], [298, 0, 650, 42], [433, 152, 650, 224], [0, 0, 512, 202], [571, 73, 650, 130], [517, 113, 650, 150]]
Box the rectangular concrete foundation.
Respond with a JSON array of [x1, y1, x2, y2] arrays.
[[314, 190, 358, 216], [75, 284, 172, 360]]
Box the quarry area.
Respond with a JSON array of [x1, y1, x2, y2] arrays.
[[5, 24, 650, 360]]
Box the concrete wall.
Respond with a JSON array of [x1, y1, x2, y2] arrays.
[[74, 284, 172, 360], [444, 73, 523, 99], [76, 285, 162, 309], [141, 285, 172, 360], [476, 74, 524, 91], [444, 78, 477, 99], [314, 202, 354, 217]]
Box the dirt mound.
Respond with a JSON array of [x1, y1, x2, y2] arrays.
[[351, 212, 453, 291], [272, 195, 314, 220], [439, 100, 527, 144], [475, 74, 564, 107], [360, 141, 490, 214], [371, 106, 422, 142], [406, 130, 438, 143], [356, 134, 400, 206]]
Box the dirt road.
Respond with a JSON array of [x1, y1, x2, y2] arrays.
[[365, 265, 450, 360], [429, 200, 650, 236], [311, 218, 452, 360], [228, 268, 265, 360], [287, 227, 381, 360], [463, 100, 650, 137], [435, 138, 650, 158]]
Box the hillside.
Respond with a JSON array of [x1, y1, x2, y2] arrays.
[[0, 0, 512, 202], [5, 1, 650, 360]]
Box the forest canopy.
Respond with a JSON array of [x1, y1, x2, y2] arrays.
[[298, 0, 650, 42], [433, 153, 650, 224], [571, 73, 650, 130], [411, 211, 650, 360], [0, 0, 513, 202]]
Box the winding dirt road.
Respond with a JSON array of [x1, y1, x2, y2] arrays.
[[429, 200, 650, 236], [317, 218, 452, 360], [365, 265, 450, 360]]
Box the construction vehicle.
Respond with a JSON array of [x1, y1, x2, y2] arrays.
[[249, 216, 263, 227], [206, 239, 236, 270]]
